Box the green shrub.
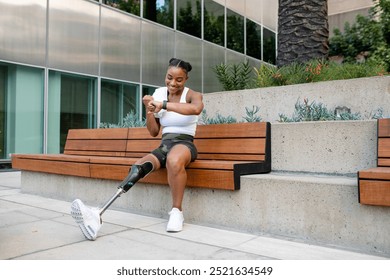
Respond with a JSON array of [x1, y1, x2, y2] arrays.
[[253, 59, 387, 88], [213, 61, 255, 90], [200, 106, 262, 124], [100, 111, 146, 128], [278, 99, 362, 122]]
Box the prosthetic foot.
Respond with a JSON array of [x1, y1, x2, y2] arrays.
[[71, 199, 102, 241], [70, 162, 153, 241]]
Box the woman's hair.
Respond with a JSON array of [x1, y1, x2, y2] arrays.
[[168, 58, 192, 74]]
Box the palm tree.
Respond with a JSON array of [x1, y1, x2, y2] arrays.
[[276, 0, 329, 67]]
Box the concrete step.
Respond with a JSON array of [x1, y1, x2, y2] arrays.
[[21, 170, 390, 257]]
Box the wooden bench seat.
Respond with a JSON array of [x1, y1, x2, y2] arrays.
[[358, 118, 390, 206], [12, 122, 271, 191]]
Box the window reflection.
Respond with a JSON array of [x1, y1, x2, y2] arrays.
[[101, 80, 139, 126], [177, 0, 201, 38], [48, 71, 97, 153], [143, 0, 173, 28], [227, 8, 244, 53], [204, 0, 224, 46], [103, 1, 141, 16], [263, 27, 276, 64], [246, 19, 262, 60]]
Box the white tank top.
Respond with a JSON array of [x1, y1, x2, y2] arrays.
[[152, 87, 198, 136]]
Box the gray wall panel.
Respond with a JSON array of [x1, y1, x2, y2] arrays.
[[0, 0, 46, 66], [203, 42, 224, 93], [141, 22, 174, 86], [47, 0, 99, 75], [100, 7, 141, 82], [175, 33, 202, 92]]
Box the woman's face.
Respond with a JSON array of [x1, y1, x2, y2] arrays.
[[165, 66, 188, 94]]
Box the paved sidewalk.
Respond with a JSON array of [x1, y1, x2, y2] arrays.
[[0, 171, 388, 260]]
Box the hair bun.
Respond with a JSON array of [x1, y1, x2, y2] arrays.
[[168, 58, 192, 73]]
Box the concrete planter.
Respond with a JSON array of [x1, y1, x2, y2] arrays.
[[203, 76, 390, 123], [271, 120, 377, 175]]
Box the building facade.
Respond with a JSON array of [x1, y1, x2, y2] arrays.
[[0, 0, 278, 159], [0, 0, 375, 161]]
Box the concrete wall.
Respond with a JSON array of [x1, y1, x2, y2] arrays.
[[271, 120, 377, 175], [203, 76, 390, 123]]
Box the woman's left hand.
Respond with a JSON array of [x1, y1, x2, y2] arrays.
[[148, 100, 163, 113]]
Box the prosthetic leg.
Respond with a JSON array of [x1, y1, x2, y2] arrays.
[[70, 161, 153, 240]]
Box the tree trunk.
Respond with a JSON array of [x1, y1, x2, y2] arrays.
[[277, 0, 329, 67]]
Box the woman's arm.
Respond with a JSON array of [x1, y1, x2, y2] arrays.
[[143, 95, 161, 137], [151, 89, 204, 116]]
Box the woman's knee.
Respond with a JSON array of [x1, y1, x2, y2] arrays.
[[166, 147, 191, 173]]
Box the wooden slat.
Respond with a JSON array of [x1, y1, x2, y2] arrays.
[[188, 159, 254, 170], [12, 157, 90, 177], [65, 139, 128, 152], [90, 164, 129, 180], [125, 152, 150, 158], [65, 150, 127, 157], [197, 153, 265, 161], [378, 138, 390, 158], [186, 169, 234, 190], [12, 154, 90, 163], [359, 180, 390, 206], [195, 138, 265, 154], [378, 158, 390, 167], [359, 167, 390, 180], [89, 156, 137, 165], [195, 122, 267, 138], [89, 164, 234, 190], [378, 118, 390, 138], [66, 128, 129, 140], [127, 127, 161, 139], [126, 139, 161, 153]]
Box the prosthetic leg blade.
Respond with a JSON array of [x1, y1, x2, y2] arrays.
[[70, 161, 154, 240]]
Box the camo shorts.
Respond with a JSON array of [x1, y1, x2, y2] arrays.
[[151, 133, 198, 168]]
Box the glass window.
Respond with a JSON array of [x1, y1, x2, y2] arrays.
[[204, 0, 224, 46], [143, 0, 174, 28], [226, 8, 244, 53], [3, 64, 44, 157], [263, 27, 276, 65], [48, 72, 97, 153], [246, 19, 262, 60], [102, 0, 141, 16], [100, 80, 140, 126], [177, 0, 201, 38]]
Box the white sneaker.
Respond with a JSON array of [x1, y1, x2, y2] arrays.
[[166, 208, 184, 232], [71, 199, 102, 241]]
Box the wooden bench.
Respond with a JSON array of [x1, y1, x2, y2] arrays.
[[358, 118, 390, 206], [11, 122, 271, 191]]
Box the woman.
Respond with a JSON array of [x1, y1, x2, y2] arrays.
[[71, 58, 203, 240], [133, 58, 204, 232]]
